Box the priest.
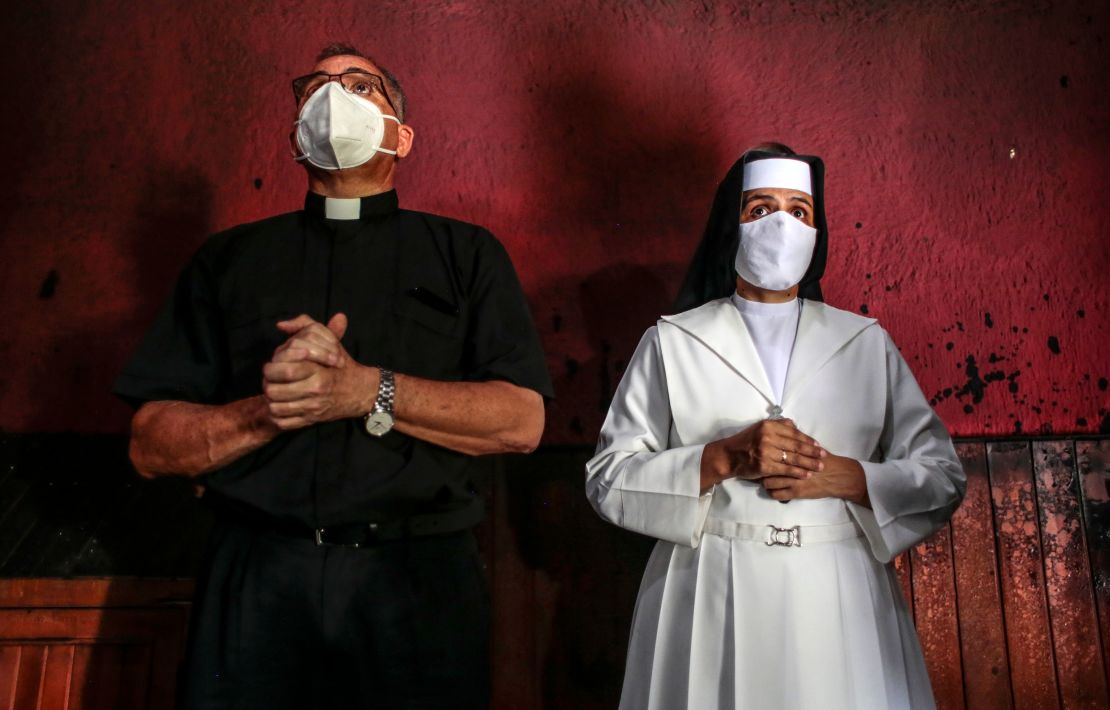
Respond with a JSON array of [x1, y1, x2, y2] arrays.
[[115, 44, 552, 709]]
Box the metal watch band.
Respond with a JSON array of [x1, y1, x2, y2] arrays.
[[373, 368, 395, 414]]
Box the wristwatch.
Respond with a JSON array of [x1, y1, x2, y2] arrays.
[[363, 368, 395, 437]]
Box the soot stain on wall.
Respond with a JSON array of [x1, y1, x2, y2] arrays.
[[926, 299, 1105, 435], [38, 270, 59, 300], [947, 355, 1013, 416], [564, 357, 580, 378]]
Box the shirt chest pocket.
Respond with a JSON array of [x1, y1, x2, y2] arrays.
[[223, 300, 293, 397], [389, 287, 467, 379]]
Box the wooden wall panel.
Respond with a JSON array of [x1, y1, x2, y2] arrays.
[[66, 646, 96, 710], [950, 442, 1012, 709], [8, 646, 44, 710], [1077, 440, 1110, 692], [894, 553, 914, 619], [118, 644, 154, 710], [911, 525, 963, 710], [988, 441, 1060, 710], [38, 645, 74, 710], [0, 579, 191, 710], [0, 646, 19, 709], [0, 640, 168, 710], [1033, 441, 1109, 709], [79, 644, 127, 710]]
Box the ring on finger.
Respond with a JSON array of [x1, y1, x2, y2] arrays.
[[781, 449, 788, 463]]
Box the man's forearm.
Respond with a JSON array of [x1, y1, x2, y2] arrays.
[[130, 396, 280, 478], [392, 374, 544, 456], [262, 314, 547, 455]]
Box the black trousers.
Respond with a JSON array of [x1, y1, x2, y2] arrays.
[[179, 520, 490, 710]]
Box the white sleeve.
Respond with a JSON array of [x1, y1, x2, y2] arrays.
[[585, 326, 713, 548], [848, 329, 967, 563]]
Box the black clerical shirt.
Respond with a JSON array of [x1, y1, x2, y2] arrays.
[[114, 190, 553, 530]]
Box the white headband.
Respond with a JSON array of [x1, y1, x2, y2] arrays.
[[742, 158, 812, 195]]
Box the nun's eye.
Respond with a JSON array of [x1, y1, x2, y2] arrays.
[[751, 206, 770, 218], [791, 208, 807, 220]]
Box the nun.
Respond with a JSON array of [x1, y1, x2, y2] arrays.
[[585, 144, 966, 709]]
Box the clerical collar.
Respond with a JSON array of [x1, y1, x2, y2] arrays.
[[303, 190, 399, 220], [731, 292, 801, 317]]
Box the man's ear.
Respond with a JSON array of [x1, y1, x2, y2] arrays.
[[395, 124, 415, 159], [289, 128, 299, 158]]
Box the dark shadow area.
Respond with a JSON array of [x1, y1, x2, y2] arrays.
[[117, 167, 217, 332], [0, 167, 218, 706], [503, 262, 672, 706], [0, 433, 212, 579], [20, 167, 215, 431], [2, 165, 216, 572], [539, 262, 683, 447], [487, 38, 726, 706], [502, 447, 654, 709]]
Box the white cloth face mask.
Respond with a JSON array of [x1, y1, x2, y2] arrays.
[[734, 210, 817, 291], [294, 81, 400, 170]]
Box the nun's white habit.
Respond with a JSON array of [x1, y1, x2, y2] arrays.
[[585, 296, 965, 710]]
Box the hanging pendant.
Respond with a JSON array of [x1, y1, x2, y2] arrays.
[[768, 404, 788, 502]]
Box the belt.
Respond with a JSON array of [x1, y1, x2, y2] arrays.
[[310, 519, 443, 546], [703, 517, 864, 547], [205, 493, 477, 548]]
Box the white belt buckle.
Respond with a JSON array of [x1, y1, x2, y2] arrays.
[[766, 524, 801, 547]]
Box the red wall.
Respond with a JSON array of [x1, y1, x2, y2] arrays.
[[1, 0, 1106, 443]]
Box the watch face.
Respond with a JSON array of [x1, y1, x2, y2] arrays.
[[365, 411, 395, 437]]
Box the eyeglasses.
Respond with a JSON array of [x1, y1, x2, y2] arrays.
[[291, 71, 397, 114]]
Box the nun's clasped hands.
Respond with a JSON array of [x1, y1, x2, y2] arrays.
[[698, 418, 825, 493]]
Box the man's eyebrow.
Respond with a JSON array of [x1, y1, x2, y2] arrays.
[[345, 66, 372, 74], [789, 195, 814, 208]]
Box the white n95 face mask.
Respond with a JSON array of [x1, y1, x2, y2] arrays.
[[294, 81, 399, 170], [734, 210, 817, 291]]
